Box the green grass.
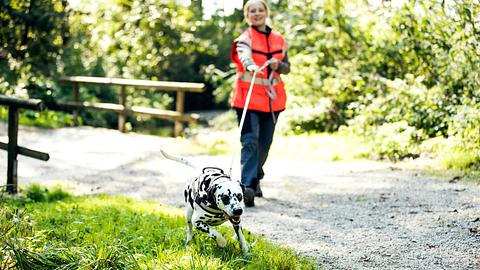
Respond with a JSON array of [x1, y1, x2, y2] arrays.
[[0, 185, 317, 270]]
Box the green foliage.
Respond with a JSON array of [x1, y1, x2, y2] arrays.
[[0, 188, 316, 269], [281, 98, 344, 135], [265, 0, 480, 167], [1, 0, 479, 170], [2, 0, 242, 129], [57, 0, 244, 130], [346, 76, 450, 138], [420, 136, 480, 171], [364, 121, 425, 161], [22, 184, 70, 203], [447, 104, 480, 154], [0, 107, 74, 128], [439, 145, 480, 171], [0, 0, 69, 93]]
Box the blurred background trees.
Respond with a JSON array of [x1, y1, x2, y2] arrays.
[[0, 0, 479, 169]]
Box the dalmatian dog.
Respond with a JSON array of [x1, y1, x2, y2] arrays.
[[160, 150, 248, 255]]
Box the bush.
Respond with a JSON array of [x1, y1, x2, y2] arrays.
[[442, 104, 480, 169], [24, 184, 70, 203], [447, 104, 480, 152], [281, 98, 344, 135], [365, 121, 425, 161], [439, 145, 480, 170], [421, 136, 480, 170], [346, 76, 450, 138]]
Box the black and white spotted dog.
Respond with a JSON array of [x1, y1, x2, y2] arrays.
[[160, 150, 248, 255]]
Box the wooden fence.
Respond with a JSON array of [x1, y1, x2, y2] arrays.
[[0, 95, 50, 194], [58, 76, 205, 137]]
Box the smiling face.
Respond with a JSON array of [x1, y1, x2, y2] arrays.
[[245, 1, 268, 29]]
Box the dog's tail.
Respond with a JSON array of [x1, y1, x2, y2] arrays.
[[160, 149, 197, 169]]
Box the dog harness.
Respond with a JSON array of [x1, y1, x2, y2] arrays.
[[187, 167, 229, 216]]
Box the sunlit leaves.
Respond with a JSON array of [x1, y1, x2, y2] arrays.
[[0, 0, 69, 92]]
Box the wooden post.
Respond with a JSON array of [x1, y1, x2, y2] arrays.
[[6, 106, 19, 194], [174, 90, 185, 137], [72, 82, 79, 126], [0, 96, 48, 194], [118, 85, 127, 132]]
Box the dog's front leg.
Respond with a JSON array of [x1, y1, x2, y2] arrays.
[[185, 205, 194, 243], [232, 223, 248, 255], [193, 220, 227, 247]]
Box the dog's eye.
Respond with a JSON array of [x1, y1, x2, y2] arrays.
[[236, 194, 243, 201], [221, 195, 230, 205]]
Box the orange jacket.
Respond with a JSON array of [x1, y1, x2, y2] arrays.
[[230, 27, 287, 112]]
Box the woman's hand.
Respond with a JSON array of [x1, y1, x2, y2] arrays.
[[269, 58, 279, 71], [247, 65, 264, 75]]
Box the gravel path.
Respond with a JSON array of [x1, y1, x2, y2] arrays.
[[1, 124, 479, 269]]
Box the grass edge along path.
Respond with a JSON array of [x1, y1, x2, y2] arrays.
[[0, 185, 318, 270]]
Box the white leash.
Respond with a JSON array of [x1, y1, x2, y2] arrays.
[[228, 60, 274, 178]]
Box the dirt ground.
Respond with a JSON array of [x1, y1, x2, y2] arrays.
[[1, 123, 479, 269]]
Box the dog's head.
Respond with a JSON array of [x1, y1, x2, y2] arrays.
[[211, 178, 245, 223]]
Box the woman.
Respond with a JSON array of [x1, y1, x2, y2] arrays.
[[230, 0, 290, 207]]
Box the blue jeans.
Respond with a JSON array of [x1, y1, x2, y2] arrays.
[[235, 109, 280, 189]]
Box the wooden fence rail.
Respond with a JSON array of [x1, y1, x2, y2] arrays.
[[58, 76, 205, 137], [0, 95, 50, 194]]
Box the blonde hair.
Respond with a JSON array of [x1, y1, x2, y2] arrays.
[[243, 0, 270, 22]]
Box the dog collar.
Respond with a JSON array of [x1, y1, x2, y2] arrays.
[[195, 197, 222, 215]]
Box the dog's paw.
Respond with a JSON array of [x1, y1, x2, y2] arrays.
[[216, 236, 227, 248]]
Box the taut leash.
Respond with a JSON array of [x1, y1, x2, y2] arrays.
[[228, 59, 275, 178]]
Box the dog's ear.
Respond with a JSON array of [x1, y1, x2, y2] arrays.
[[208, 185, 217, 203]]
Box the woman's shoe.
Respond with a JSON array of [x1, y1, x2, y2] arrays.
[[255, 183, 263, 197]]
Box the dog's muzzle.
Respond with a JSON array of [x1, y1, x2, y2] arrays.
[[224, 208, 243, 223], [232, 208, 243, 216]]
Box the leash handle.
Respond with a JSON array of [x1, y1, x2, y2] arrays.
[[228, 60, 274, 178]]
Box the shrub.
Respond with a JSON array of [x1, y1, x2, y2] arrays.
[[281, 98, 344, 135], [346, 76, 450, 138], [365, 121, 425, 161], [421, 136, 480, 170], [24, 184, 70, 203], [443, 104, 480, 169], [447, 104, 480, 152]]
